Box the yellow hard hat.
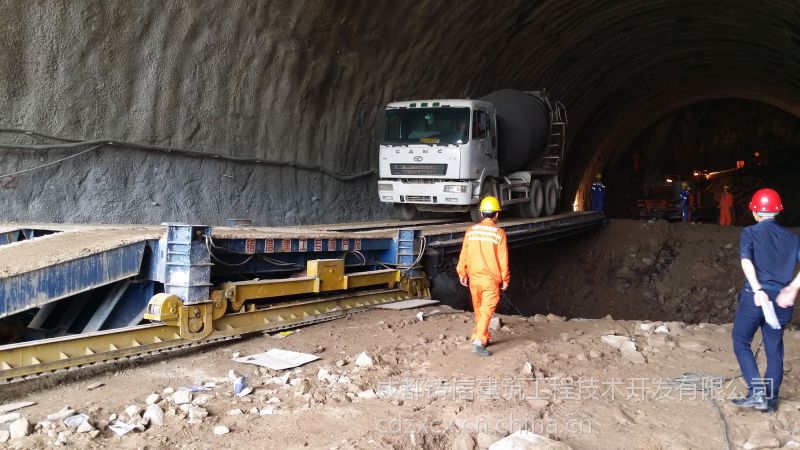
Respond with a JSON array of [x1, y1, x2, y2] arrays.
[[595, 173, 602, 180], [479, 196, 501, 212], [681, 182, 688, 188]]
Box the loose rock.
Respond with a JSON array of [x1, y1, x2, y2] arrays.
[[488, 430, 572, 450], [357, 390, 377, 399], [213, 425, 230, 435], [192, 394, 212, 405], [9, 417, 30, 439], [452, 432, 476, 450], [489, 317, 502, 331], [172, 390, 192, 405], [47, 408, 76, 422], [125, 404, 142, 419], [678, 341, 709, 353], [355, 352, 374, 367], [296, 380, 311, 395], [146, 393, 161, 405], [0, 413, 21, 425], [143, 404, 165, 426], [601, 335, 631, 349], [477, 432, 504, 448], [743, 431, 780, 450], [76, 421, 95, 433], [0, 430, 9, 443], [522, 362, 533, 375], [188, 406, 208, 422]]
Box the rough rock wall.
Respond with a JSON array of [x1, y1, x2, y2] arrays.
[[2, 1, 800, 225], [0, 0, 493, 225]]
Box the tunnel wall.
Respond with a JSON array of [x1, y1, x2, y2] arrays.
[[2, 1, 800, 225]]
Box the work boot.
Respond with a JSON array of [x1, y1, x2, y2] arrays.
[[471, 340, 490, 357], [731, 393, 767, 410]]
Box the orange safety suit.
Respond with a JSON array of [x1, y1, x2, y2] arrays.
[[719, 192, 733, 226], [456, 218, 510, 346]]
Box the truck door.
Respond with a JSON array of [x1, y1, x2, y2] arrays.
[[469, 109, 493, 178]]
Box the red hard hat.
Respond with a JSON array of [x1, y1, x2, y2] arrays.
[[749, 188, 783, 213]]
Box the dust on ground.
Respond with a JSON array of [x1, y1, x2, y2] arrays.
[[1, 306, 798, 449], [508, 219, 800, 326]]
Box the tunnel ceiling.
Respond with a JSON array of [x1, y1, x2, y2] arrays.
[[1, 1, 800, 224]]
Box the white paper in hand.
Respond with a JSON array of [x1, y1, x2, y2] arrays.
[[761, 301, 781, 330]]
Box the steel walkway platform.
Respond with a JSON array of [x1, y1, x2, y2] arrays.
[[0, 212, 605, 339]]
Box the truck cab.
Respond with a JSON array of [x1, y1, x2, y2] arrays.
[[377, 99, 500, 219]]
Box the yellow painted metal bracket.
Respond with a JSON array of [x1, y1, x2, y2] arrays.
[[0, 282, 427, 382], [144, 259, 426, 341], [219, 259, 401, 312]]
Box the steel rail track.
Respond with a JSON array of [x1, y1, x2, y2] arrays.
[[0, 287, 414, 385]]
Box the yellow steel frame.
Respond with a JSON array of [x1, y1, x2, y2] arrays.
[[0, 264, 430, 382], [219, 259, 401, 312]]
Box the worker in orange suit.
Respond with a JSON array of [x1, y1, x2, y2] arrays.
[[719, 185, 734, 226], [457, 196, 510, 357]]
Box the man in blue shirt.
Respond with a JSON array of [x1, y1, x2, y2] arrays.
[[731, 188, 797, 413], [590, 173, 605, 213], [679, 183, 693, 222]]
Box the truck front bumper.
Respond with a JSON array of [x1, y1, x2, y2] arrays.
[[377, 180, 477, 206]]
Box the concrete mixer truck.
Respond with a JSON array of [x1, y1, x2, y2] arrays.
[[377, 89, 568, 220]]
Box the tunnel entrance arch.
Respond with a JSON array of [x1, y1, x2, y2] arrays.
[[566, 90, 800, 225]]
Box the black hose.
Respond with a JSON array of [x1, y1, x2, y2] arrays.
[[0, 128, 376, 181]]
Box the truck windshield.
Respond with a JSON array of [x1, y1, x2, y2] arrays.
[[382, 107, 470, 144]]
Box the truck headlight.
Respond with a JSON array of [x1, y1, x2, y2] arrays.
[[444, 185, 467, 193], [378, 184, 393, 191]]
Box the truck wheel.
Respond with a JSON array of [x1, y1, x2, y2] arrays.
[[470, 181, 494, 222], [543, 177, 558, 216], [394, 204, 418, 221], [519, 179, 543, 218]]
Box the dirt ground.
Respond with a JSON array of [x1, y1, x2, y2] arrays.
[[1, 305, 798, 450], [504, 219, 799, 327]]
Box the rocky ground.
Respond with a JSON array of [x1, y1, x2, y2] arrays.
[[0, 305, 798, 450], [507, 219, 799, 326]]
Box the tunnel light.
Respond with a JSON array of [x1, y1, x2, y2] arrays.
[[573, 193, 583, 211], [666, 178, 673, 183]]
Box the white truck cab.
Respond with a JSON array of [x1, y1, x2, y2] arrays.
[[377, 99, 501, 219], [378, 91, 566, 221]]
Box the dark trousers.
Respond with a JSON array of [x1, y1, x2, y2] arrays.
[[591, 196, 603, 213], [732, 289, 794, 407]]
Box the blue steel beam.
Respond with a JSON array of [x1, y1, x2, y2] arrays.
[[0, 230, 20, 246], [0, 242, 147, 319]]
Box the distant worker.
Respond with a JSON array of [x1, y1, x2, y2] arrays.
[[590, 173, 606, 213], [731, 188, 797, 414], [679, 183, 693, 222], [457, 196, 510, 357], [719, 185, 734, 226]]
